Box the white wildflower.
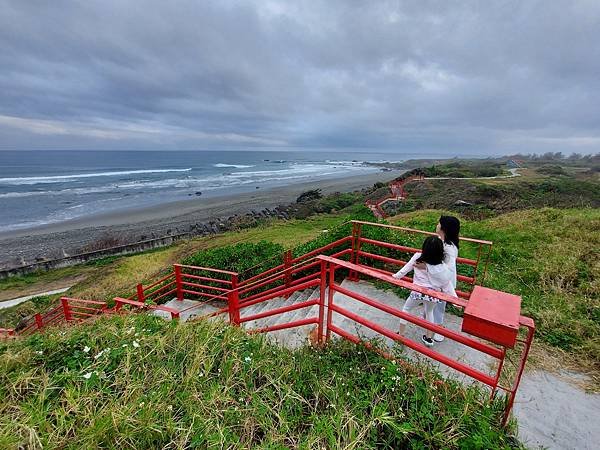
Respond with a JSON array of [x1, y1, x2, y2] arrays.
[[35, 350, 43, 355], [132, 341, 140, 348], [244, 356, 251, 362], [83, 346, 90, 353], [82, 372, 93, 379], [94, 350, 104, 359], [139, 402, 145, 407]]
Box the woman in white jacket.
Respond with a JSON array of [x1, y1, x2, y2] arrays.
[[432, 215, 461, 342], [393, 236, 456, 347]]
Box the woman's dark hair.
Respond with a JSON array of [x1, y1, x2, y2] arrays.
[[417, 236, 444, 265], [439, 215, 460, 249]]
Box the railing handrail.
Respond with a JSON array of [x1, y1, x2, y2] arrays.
[[316, 254, 467, 307], [174, 263, 238, 276], [177, 253, 329, 315], [351, 220, 493, 245]]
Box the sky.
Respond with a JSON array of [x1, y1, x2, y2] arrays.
[[0, 0, 599, 155]]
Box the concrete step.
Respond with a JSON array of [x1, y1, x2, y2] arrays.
[[266, 287, 320, 327], [152, 298, 222, 322]]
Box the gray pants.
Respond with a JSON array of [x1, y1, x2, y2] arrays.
[[433, 300, 446, 325]]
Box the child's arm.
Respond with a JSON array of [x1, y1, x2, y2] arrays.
[[393, 253, 421, 279]]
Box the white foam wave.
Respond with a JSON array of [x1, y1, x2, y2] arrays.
[[325, 160, 365, 166], [213, 163, 255, 168], [0, 168, 193, 185], [0, 163, 375, 199]]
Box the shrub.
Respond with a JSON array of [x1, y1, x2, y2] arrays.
[[183, 241, 284, 281]]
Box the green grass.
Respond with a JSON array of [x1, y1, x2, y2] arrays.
[[0, 314, 518, 449]]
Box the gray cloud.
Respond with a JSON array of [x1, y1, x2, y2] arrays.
[[0, 0, 599, 154]]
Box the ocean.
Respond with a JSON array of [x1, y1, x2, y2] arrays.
[[0, 150, 418, 232]]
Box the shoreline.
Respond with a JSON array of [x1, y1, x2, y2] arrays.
[[0, 170, 402, 269]]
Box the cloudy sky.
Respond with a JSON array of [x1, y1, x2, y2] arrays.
[[1, 0, 599, 154]]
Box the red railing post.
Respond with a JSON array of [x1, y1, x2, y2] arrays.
[[325, 262, 336, 341], [318, 260, 327, 343], [174, 264, 184, 301], [350, 221, 362, 281], [502, 320, 535, 426], [283, 250, 292, 297], [136, 284, 145, 303], [34, 313, 44, 329], [61, 297, 72, 321], [228, 274, 240, 325]]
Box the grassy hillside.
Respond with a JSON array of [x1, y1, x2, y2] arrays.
[[0, 314, 517, 449], [2, 206, 599, 373]]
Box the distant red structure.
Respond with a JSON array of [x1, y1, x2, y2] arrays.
[[365, 172, 425, 219]]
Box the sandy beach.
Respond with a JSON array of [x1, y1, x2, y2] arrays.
[[0, 170, 401, 269]]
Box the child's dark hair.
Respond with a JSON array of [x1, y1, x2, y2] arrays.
[[417, 236, 444, 265], [439, 215, 460, 249]]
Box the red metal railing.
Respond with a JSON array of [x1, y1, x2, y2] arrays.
[[0, 327, 15, 337], [349, 220, 493, 296], [315, 255, 534, 426], [0, 220, 534, 426]]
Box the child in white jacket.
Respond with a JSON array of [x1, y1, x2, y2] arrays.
[[393, 236, 456, 347]]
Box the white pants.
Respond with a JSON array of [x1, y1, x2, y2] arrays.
[[399, 291, 437, 326], [433, 301, 446, 325]]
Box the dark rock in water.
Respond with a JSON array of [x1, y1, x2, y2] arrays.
[[188, 193, 193, 196], [255, 186, 260, 189], [195, 191, 202, 196], [264, 159, 270, 161]]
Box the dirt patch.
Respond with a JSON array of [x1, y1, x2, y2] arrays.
[[0, 273, 90, 302]]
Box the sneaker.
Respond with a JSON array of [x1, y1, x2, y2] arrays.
[[433, 333, 445, 342], [421, 335, 434, 347]]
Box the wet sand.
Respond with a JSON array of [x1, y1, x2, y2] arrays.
[[0, 170, 401, 269]]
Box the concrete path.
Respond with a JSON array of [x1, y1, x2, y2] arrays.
[[0, 287, 72, 310]]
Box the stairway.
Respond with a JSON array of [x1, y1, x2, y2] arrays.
[[153, 279, 496, 384], [239, 287, 321, 349]]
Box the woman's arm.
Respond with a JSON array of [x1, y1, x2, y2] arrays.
[[393, 253, 421, 279], [443, 242, 458, 266]]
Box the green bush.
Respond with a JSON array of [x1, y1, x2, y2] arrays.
[[183, 241, 285, 281]]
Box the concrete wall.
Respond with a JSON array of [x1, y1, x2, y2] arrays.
[[0, 233, 189, 280]]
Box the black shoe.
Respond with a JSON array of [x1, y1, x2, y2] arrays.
[[421, 335, 434, 347]]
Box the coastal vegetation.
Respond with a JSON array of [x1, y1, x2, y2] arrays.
[[0, 314, 517, 448]]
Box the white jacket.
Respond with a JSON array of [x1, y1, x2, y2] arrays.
[[443, 242, 458, 289], [392, 252, 456, 296]]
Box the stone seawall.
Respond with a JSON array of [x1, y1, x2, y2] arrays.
[[0, 234, 189, 280]]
